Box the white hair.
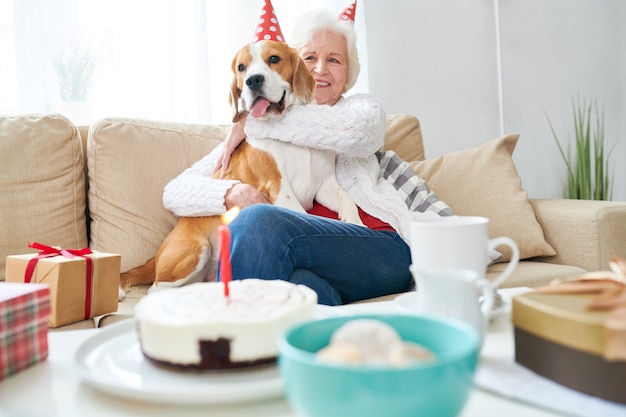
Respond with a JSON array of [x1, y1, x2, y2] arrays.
[[290, 9, 360, 93]]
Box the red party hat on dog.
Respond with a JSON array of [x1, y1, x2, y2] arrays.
[[338, 1, 357, 23], [250, 0, 285, 43]]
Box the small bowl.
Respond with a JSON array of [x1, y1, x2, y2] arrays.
[[278, 314, 480, 417]]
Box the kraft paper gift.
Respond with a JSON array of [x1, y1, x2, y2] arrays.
[[6, 243, 120, 328]]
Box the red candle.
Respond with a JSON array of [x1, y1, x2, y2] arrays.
[[218, 224, 232, 296], [219, 207, 240, 297]]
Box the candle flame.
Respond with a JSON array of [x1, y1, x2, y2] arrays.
[[221, 206, 240, 225]]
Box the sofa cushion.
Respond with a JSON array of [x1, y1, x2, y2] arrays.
[[488, 260, 585, 289], [411, 134, 556, 262], [87, 118, 230, 273], [0, 114, 88, 280], [382, 114, 425, 162]]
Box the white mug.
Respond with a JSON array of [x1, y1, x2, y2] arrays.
[[410, 266, 494, 344], [409, 216, 519, 289]]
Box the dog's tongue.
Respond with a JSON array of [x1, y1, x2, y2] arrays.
[[250, 97, 270, 118]]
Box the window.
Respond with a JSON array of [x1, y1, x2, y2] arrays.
[[1, 0, 368, 125]]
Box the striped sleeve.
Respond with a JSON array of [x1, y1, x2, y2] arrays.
[[376, 150, 455, 217]]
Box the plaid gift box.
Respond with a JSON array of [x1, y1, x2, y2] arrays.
[[0, 283, 50, 380], [6, 243, 120, 328]]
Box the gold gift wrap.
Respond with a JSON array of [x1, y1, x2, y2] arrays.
[[6, 249, 120, 328], [512, 268, 626, 404]]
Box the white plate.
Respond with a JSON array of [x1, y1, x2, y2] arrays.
[[75, 305, 346, 405], [394, 291, 510, 319]]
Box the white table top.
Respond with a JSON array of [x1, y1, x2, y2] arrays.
[[0, 288, 566, 417]]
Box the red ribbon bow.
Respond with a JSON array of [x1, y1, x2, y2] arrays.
[[25, 242, 94, 320]]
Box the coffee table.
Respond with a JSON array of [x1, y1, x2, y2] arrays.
[[0, 289, 573, 417]]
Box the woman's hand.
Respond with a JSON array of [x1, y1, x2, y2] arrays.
[[224, 183, 270, 210], [213, 113, 248, 178]]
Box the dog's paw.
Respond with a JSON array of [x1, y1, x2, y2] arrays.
[[118, 286, 126, 301], [148, 282, 182, 293]]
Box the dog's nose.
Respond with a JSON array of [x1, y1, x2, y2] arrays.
[[246, 74, 264, 91]]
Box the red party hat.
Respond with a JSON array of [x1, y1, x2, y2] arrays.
[[338, 1, 357, 23], [250, 0, 285, 43]]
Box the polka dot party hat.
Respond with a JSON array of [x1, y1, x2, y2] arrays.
[[250, 0, 285, 43], [338, 1, 357, 23]]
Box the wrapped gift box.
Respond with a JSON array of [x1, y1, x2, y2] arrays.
[[512, 290, 626, 404], [5, 245, 121, 328], [0, 283, 50, 380]]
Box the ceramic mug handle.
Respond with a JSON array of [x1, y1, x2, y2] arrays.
[[477, 278, 495, 318], [487, 237, 520, 289]]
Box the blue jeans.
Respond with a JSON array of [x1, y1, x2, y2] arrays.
[[225, 205, 413, 306]]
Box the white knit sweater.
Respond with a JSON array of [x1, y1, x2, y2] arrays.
[[163, 94, 443, 243]]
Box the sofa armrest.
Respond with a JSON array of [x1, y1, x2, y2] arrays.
[[529, 198, 626, 272]]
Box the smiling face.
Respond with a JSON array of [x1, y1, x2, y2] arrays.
[[298, 30, 349, 106]]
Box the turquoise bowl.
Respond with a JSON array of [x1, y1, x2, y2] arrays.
[[278, 314, 480, 417]]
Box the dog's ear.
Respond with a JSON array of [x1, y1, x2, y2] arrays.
[[229, 79, 243, 122], [229, 55, 243, 122], [291, 49, 317, 104]]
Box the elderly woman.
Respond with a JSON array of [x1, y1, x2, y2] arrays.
[[163, 9, 453, 305]]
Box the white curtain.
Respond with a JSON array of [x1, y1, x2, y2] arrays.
[[1, 0, 369, 125]]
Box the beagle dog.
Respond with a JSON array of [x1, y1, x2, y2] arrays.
[[119, 40, 363, 296]]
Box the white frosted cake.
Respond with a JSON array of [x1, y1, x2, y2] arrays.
[[135, 279, 317, 370]]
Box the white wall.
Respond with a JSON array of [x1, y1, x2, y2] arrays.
[[363, 0, 625, 201]]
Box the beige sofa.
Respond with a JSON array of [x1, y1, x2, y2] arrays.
[[2, 113, 626, 330]]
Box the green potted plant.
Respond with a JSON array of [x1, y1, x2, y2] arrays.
[[546, 96, 614, 200], [52, 40, 96, 102]]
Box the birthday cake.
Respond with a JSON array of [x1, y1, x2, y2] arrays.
[[135, 279, 318, 370]]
